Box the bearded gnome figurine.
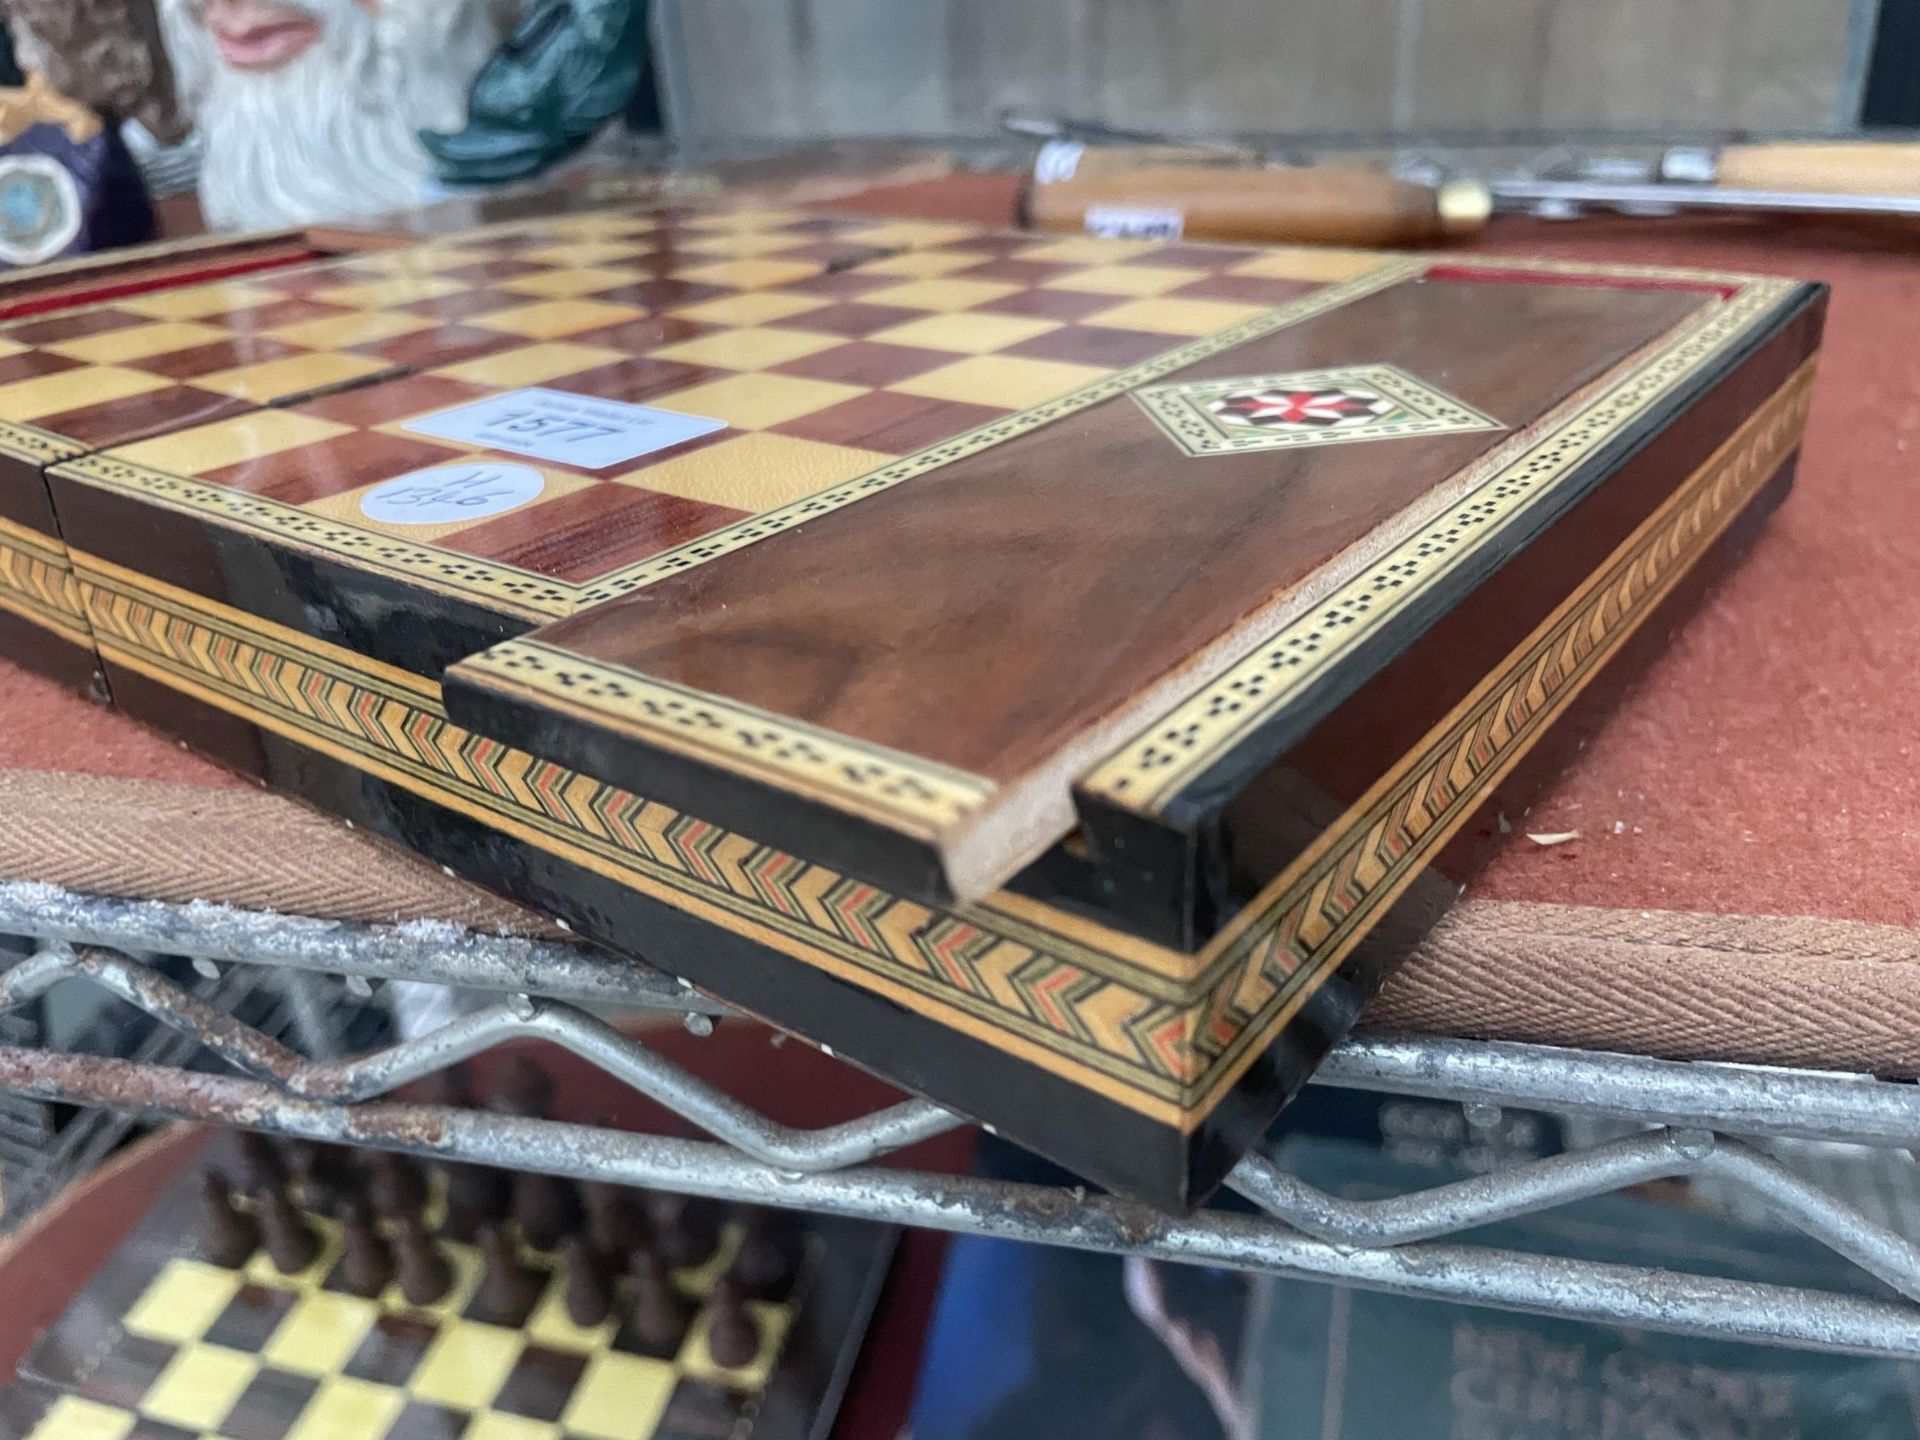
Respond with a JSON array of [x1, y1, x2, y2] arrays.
[[160, 0, 517, 230]]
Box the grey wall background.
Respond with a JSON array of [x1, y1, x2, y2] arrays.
[[654, 0, 1882, 146]]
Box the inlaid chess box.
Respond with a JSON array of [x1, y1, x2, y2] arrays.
[[27, 203, 1826, 1208]]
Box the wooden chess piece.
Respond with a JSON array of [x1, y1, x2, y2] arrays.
[[490, 1057, 554, 1118], [728, 1212, 792, 1298], [705, 1279, 761, 1368], [337, 1198, 395, 1298], [287, 1140, 357, 1214], [513, 1170, 583, 1251], [255, 1187, 321, 1274], [645, 1191, 718, 1269], [394, 1217, 453, 1306], [443, 1162, 513, 1243], [624, 1249, 688, 1352], [199, 1172, 258, 1268], [582, 1181, 647, 1262], [368, 1151, 428, 1219], [561, 1234, 612, 1327], [471, 1223, 544, 1325], [236, 1131, 288, 1194]]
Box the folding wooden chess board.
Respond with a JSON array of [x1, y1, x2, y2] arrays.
[[16, 1137, 891, 1440], [0, 196, 1828, 1207]]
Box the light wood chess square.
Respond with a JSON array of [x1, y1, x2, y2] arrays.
[[649, 326, 842, 371], [855, 249, 992, 279], [869, 311, 1060, 354], [559, 1352, 675, 1440], [107, 411, 351, 475], [890, 354, 1106, 408], [1042, 263, 1211, 297], [0, 365, 168, 420], [267, 311, 436, 350], [261, 1290, 379, 1375], [29, 1396, 136, 1440], [669, 292, 827, 326], [44, 321, 231, 364], [116, 282, 289, 320], [518, 241, 655, 268], [190, 352, 392, 402], [670, 258, 825, 290], [284, 1377, 406, 1440], [650, 372, 865, 429], [495, 266, 649, 300], [860, 277, 1020, 312], [619, 431, 888, 509], [141, 1344, 258, 1429], [1082, 296, 1271, 335], [408, 1319, 525, 1409], [470, 300, 650, 341], [124, 1259, 241, 1343], [433, 342, 625, 387], [1228, 247, 1392, 281], [311, 275, 468, 310]]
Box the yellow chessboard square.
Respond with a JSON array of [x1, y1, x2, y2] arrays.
[[261, 1290, 378, 1375], [310, 275, 467, 310], [560, 1352, 676, 1440], [471, 300, 648, 341], [116, 282, 288, 321], [677, 208, 807, 231], [433, 342, 625, 387], [669, 292, 827, 327], [0, 366, 167, 422], [648, 372, 861, 429], [678, 1300, 792, 1390], [670, 258, 822, 291], [1227, 247, 1391, 282], [1082, 296, 1270, 336], [409, 1320, 525, 1409], [28, 1395, 137, 1440], [618, 431, 888, 511], [859, 278, 1019, 313], [124, 1259, 242, 1343], [677, 229, 812, 258], [285, 1377, 405, 1440], [142, 1344, 257, 1430], [464, 1413, 562, 1440], [890, 354, 1106, 409], [833, 219, 982, 249], [495, 266, 647, 300], [191, 352, 391, 402], [519, 241, 653, 269], [869, 311, 1058, 355], [109, 410, 350, 477], [1013, 236, 1164, 264], [44, 321, 231, 365], [266, 310, 436, 350], [1042, 263, 1209, 297], [650, 326, 841, 372]]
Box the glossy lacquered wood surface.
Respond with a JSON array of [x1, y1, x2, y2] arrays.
[[519, 278, 1705, 786]]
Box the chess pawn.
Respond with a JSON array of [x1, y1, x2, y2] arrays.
[[581, 1181, 647, 1263], [624, 1249, 688, 1352], [236, 1131, 289, 1194], [287, 1140, 357, 1214], [255, 1187, 321, 1274], [705, 1279, 761, 1369], [199, 1172, 259, 1268], [443, 1162, 513, 1243], [368, 1152, 428, 1220], [561, 1234, 612, 1328], [728, 1212, 792, 1299], [645, 1191, 719, 1269], [471, 1223, 545, 1325], [394, 1217, 454, 1306], [513, 1171, 583, 1252], [337, 1199, 395, 1298]]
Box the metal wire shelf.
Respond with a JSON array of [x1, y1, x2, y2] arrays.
[[3, 880, 1919, 1359]]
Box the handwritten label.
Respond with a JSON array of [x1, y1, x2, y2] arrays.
[[1084, 204, 1185, 241], [403, 387, 725, 470], [359, 462, 546, 525]]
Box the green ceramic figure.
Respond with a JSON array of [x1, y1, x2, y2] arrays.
[[422, 0, 650, 188]]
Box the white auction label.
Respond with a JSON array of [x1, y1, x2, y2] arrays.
[[402, 387, 726, 470], [1084, 204, 1185, 241], [359, 462, 546, 525]]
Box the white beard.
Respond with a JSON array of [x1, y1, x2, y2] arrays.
[[163, 0, 505, 231]]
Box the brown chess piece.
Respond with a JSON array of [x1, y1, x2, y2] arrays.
[[513, 1171, 584, 1252], [255, 1187, 321, 1274], [287, 1140, 357, 1214], [582, 1181, 647, 1263], [624, 1249, 688, 1352], [237, 1132, 289, 1194], [561, 1235, 612, 1328], [394, 1217, 454, 1306], [645, 1191, 719, 1269], [199, 1172, 258, 1268], [490, 1057, 554, 1119], [337, 1198, 395, 1298], [728, 1212, 792, 1298], [470, 1224, 545, 1325], [368, 1152, 428, 1220], [705, 1279, 761, 1368], [443, 1162, 513, 1243]]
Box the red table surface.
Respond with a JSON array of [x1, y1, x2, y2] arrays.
[[3, 172, 1914, 932]]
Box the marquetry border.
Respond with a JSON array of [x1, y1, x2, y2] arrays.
[[1080, 273, 1803, 814], [0, 418, 85, 468], [63, 352, 1808, 1130], [0, 514, 88, 645], [1131, 362, 1504, 457], [50, 256, 1425, 622]]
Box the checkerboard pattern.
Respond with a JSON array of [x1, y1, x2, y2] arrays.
[[76, 210, 1381, 595], [32, 1203, 811, 1440]]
